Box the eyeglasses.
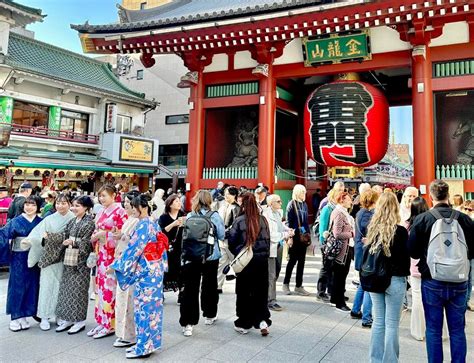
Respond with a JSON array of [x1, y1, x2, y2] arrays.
[[274, 200, 282, 204]]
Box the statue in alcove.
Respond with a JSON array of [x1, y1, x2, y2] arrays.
[[452, 119, 474, 164], [227, 117, 258, 167]]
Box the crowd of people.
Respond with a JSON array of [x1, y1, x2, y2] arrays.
[[0, 179, 473, 362]]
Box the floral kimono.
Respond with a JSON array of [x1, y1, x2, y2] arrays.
[[27, 211, 75, 320], [0, 214, 42, 320], [112, 218, 166, 357], [93, 203, 127, 331]]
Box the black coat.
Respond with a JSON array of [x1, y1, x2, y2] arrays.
[[408, 203, 474, 279], [228, 215, 270, 260]]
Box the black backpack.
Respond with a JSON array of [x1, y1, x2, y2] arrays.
[[182, 211, 216, 263], [360, 244, 392, 293]]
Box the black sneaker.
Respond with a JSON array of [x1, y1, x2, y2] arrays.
[[336, 305, 351, 312], [316, 293, 331, 303], [350, 311, 362, 319], [269, 303, 283, 312], [362, 322, 372, 328]]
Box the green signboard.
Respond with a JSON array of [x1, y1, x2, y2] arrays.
[[48, 106, 61, 136], [0, 96, 13, 124], [302, 32, 371, 66]]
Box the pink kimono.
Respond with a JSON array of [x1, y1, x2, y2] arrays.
[[93, 203, 127, 331]]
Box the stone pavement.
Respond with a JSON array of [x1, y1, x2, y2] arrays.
[[0, 252, 473, 362]]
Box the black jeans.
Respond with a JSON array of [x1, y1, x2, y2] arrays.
[[330, 255, 351, 308], [317, 247, 334, 295], [179, 259, 219, 326], [235, 258, 272, 330], [283, 244, 306, 288]]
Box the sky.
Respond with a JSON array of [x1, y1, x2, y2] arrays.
[[21, 0, 119, 54], [19, 1, 414, 156]]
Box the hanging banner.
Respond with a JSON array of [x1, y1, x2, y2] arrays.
[[302, 31, 371, 66], [0, 96, 13, 124], [48, 106, 61, 136], [105, 103, 117, 132]]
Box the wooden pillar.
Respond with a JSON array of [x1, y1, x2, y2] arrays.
[[411, 44, 435, 196], [257, 64, 277, 192], [185, 70, 205, 209]]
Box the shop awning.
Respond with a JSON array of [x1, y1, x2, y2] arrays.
[[6, 160, 153, 174]]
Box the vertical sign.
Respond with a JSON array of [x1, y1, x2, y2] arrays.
[[48, 106, 61, 136], [0, 96, 13, 124], [105, 103, 117, 132]]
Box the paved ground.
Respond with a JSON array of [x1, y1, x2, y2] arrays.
[[1, 251, 473, 362]]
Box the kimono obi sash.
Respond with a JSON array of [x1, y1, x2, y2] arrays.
[[12, 237, 28, 252]]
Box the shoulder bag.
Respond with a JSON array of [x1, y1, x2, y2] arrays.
[[294, 201, 311, 246]]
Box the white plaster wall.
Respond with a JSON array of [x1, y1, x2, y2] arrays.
[[117, 54, 190, 146], [234, 50, 258, 69], [430, 21, 469, 47], [370, 26, 411, 54], [204, 53, 228, 73], [274, 38, 304, 65]]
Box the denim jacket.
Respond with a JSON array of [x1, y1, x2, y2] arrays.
[[187, 208, 225, 261]]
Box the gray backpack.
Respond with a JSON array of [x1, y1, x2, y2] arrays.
[[427, 209, 469, 283]]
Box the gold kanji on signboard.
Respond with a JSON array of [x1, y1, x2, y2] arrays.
[[346, 39, 363, 56]]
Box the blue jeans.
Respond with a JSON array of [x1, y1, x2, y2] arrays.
[[352, 283, 372, 323], [466, 260, 474, 303], [369, 276, 406, 363], [422, 279, 468, 363]]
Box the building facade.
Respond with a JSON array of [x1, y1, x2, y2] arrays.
[[0, 1, 157, 193], [72, 0, 474, 207]]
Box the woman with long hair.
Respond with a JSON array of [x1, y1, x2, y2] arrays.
[[282, 184, 310, 296], [54, 196, 95, 334], [366, 192, 410, 362], [23, 193, 75, 331], [329, 191, 354, 312], [112, 194, 166, 359], [158, 194, 185, 294], [89, 185, 127, 339], [0, 195, 42, 331], [112, 191, 140, 348], [228, 192, 271, 335], [179, 190, 225, 337]]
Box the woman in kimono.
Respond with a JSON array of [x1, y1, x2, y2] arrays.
[[89, 185, 127, 338], [112, 191, 139, 348], [22, 193, 75, 331], [54, 195, 95, 334], [111, 194, 166, 359], [0, 195, 42, 332]]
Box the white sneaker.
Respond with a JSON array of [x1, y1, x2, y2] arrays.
[[234, 326, 249, 334], [87, 325, 103, 337], [282, 284, 291, 295], [204, 316, 217, 325], [55, 321, 73, 333], [19, 318, 30, 330], [9, 319, 21, 332], [183, 325, 193, 337], [259, 321, 269, 336], [67, 321, 86, 335], [40, 318, 50, 331], [294, 286, 311, 296]]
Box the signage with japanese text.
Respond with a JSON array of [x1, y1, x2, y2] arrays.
[[119, 137, 154, 163], [302, 32, 371, 66], [105, 103, 117, 132]]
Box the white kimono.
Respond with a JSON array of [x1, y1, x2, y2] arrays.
[[26, 211, 75, 319]]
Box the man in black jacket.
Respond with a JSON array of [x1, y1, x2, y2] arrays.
[[7, 182, 32, 220], [408, 180, 474, 363]]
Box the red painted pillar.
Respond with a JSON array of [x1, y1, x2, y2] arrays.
[[411, 44, 435, 197], [257, 64, 276, 193], [185, 70, 205, 210]]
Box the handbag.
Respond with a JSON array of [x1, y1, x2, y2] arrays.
[[64, 240, 79, 267], [294, 201, 311, 246], [323, 221, 344, 261], [87, 242, 98, 269], [227, 245, 253, 274]]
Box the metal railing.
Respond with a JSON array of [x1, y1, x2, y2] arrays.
[[203, 167, 257, 179], [436, 164, 474, 180], [3, 123, 99, 144]]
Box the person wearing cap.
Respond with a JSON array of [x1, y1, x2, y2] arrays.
[[0, 186, 12, 226], [40, 191, 57, 218], [7, 183, 33, 220]]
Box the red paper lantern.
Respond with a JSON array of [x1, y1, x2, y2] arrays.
[[304, 81, 389, 167]]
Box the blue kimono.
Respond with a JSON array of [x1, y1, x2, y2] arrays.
[[111, 217, 165, 356], [0, 214, 43, 319]]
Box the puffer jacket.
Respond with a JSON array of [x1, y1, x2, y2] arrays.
[[228, 215, 270, 260]]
